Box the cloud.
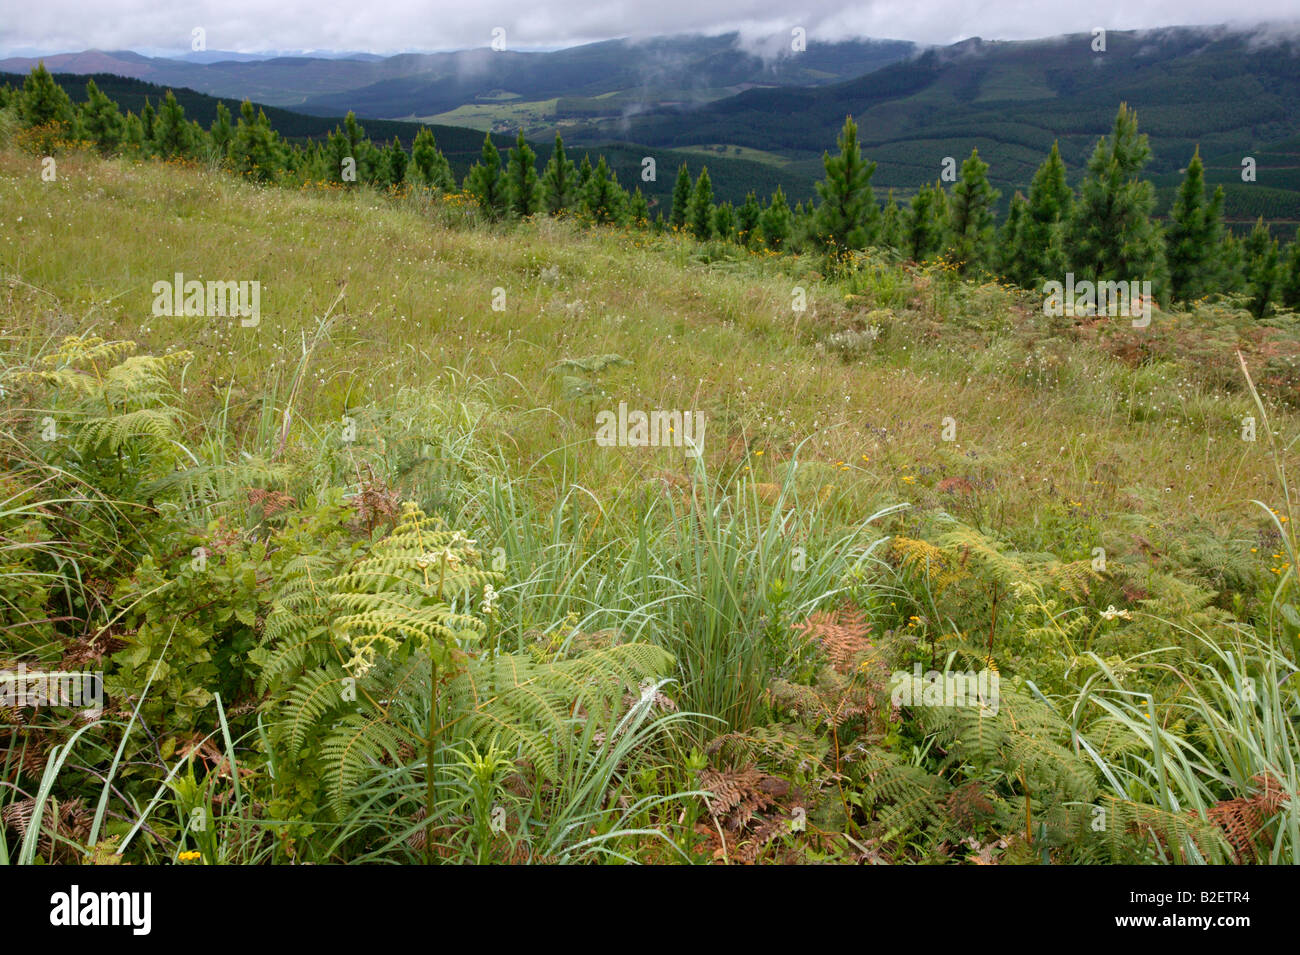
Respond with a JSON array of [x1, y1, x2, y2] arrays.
[[3, 0, 1300, 56]]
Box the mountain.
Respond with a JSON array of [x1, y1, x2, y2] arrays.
[[579, 26, 1300, 222], [0, 34, 915, 125], [3, 71, 816, 207], [9, 25, 1300, 221]]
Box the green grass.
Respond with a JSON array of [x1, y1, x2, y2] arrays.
[[3, 143, 1299, 864]]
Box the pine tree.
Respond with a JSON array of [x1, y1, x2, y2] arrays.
[[228, 100, 283, 182], [737, 191, 762, 247], [688, 167, 715, 239], [540, 133, 577, 214], [878, 189, 903, 252], [1244, 217, 1280, 318], [153, 90, 195, 159], [291, 141, 326, 182], [326, 128, 350, 184], [80, 79, 123, 155], [577, 154, 593, 191], [1218, 231, 1247, 294], [670, 162, 692, 230], [504, 130, 542, 218], [905, 182, 946, 263], [327, 111, 370, 184], [1019, 142, 1072, 285], [713, 201, 736, 242], [760, 186, 792, 250], [411, 127, 453, 191], [1165, 148, 1225, 304], [465, 132, 508, 220], [812, 115, 879, 251], [19, 63, 73, 128], [209, 101, 233, 159], [1066, 103, 1167, 297], [946, 148, 1000, 273], [385, 136, 408, 187], [1280, 231, 1300, 311], [998, 192, 1029, 285], [581, 155, 625, 225], [122, 112, 144, 152], [140, 100, 157, 149], [628, 187, 650, 226]]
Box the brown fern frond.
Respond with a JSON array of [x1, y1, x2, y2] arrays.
[[792, 604, 873, 673], [1202, 773, 1292, 862]]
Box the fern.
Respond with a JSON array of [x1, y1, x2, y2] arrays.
[[256, 500, 675, 828]]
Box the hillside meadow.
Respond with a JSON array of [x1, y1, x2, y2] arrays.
[[2, 142, 1299, 864]]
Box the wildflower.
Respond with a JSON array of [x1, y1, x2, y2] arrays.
[[481, 584, 497, 615], [177, 850, 201, 862], [1100, 605, 1132, 621]]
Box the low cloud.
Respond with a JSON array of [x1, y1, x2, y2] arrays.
[[3, 0, 1300, 57]]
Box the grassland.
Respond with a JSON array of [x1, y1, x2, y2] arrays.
[[3, 143, 1299, 864]]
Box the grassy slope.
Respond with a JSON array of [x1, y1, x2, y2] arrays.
[[2, 147, 1292, 542]]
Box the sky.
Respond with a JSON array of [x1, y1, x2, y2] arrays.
[[1, 0, 1297, 57]]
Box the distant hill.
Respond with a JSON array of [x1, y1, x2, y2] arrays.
[[0, 34, 916, 128], [1, 71, 817, 207], [11, 25, 1299, 222], [584, 27, 1300, 223]]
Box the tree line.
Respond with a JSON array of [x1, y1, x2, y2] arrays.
[[5, 63, 1299, 315]]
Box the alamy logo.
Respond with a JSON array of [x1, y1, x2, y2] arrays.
[[152, 272, 260, 327], [0, 664, 103, 717], [1042, 272, 1151, 328], [595, 403, 705, 457], [50, 885, 151, 935], [890, 663, 1000, 717]]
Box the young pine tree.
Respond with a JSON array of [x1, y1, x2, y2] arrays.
[[122, 112, 144, 152], [1066, 103, 1167, 297], [465, 133, 508, 220], [384, 136, 408, 187], [812, 115, 879, 251], [670, 163, 693, 231], [505, 130, 542, 218], [878, 189, 904, 252], [1165, 148, 1226, 304], [998, 192, 1029, 285], [689, 167, 715, 239], [140, 100, 157, 148], [737, 191, 762, 247], [760, 186, 792, 250], [946, 148, 1000, 273], [228, 100, 283, 182], [541, 133, 577, 214], [1019, 142, 1072, 285], [1280, 230, 1300, 311], [905, 182, 946, 263], [411, 127, 454, 191], [713, 201, 736, 242], [628, 187, 650, 226], [332, 111, 371, 184], [209, 101, 233, 159], [1218, 231, 1247, 294], [1244, 217, 1281, 318], [19, 63, 73, 128], [153, 90, 195, 159], [80, 79, 123, 156], [581, 155, 625, 225]]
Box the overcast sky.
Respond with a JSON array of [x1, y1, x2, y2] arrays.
[[2, 0, 1297, 56]]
